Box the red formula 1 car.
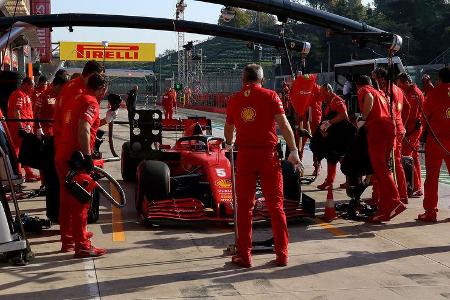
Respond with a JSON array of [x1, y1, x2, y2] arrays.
[[130, 110, 315, 225]]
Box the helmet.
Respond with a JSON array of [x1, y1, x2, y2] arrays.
[[192, 123, 204, 135]]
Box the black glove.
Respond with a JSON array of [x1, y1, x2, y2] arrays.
[[415, 119, 422, 131], [18, 127, 26, 138], [83, 155, 94, 173]]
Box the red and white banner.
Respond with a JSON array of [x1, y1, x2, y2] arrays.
[[31, 0, 52, 63]]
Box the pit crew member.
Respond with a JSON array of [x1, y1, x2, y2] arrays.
[[396, 72, 425, 197], [7, 77, 40, 182], [224, 64, 303, 268], [355, 75, 405, 223], [53, 60, 104, 149], [33, 75, 48, 112], [316, 84, 349, 190], [421, 74, 435, 96], [162, 88, 176, 120], [55, 74, 117, 257], [372, 68, 409, 204], [126, 85, 138, 123], [35, 74, 69, 137], [418, 67, 450, 222]]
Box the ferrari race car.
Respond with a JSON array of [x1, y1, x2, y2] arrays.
[[124, 109, 315, 224]]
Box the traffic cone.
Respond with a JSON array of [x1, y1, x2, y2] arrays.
[[323, 186, 337, 222]]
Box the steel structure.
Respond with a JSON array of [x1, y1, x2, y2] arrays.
[[186, 46, 203, 96], [195, 0, 402, 50], [192, 48, 203, 94], [0, 14, 310, 52], [176, 0, 187, 87]]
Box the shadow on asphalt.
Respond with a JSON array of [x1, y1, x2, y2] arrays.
[[3, 244, 450, 299]]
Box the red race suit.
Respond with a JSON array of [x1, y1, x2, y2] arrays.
[[7, 87, 35, 175], [391, 84, 409, 202], [422, 83, 450, 214], [55, 92, 100, 250], [422, 82, 434, 96], [162, 92, 175, 120], [35, 87, 58, 136], [402, 84, 425, 194], [53, 77, 86, 150], [321, 94, 347, 185], [358, 85, 402, 217], [33, 84, 47, 114], [226, 83, 288, 260], [300, 84, 323, 159]]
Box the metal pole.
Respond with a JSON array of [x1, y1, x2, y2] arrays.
[[327, 41, 331, 72], [159, 57, 162, 97]]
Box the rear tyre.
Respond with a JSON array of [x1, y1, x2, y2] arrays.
[[121, 142, 138, 182]]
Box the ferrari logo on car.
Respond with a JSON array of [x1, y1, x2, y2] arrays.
[[216, 179, 232, 188], [446, 107, 450, 119], [244, 89, 251, 97], [241, 107, 256, 122]]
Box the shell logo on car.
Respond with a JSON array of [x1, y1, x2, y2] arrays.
[[216, 179, 232, 189]]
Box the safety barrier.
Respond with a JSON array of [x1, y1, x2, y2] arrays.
[[184, 92, 232, 114]]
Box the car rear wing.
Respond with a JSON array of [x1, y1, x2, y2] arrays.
[[162, 117, 213, 135]]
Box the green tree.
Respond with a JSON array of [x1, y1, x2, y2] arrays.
[[217, 7, 252, 28], [372, 0, 449, 63]]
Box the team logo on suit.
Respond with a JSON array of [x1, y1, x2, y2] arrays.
[[241, 107, 256, 122]]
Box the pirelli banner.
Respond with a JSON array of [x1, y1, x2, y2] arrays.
[[59, 42, 156, 62]]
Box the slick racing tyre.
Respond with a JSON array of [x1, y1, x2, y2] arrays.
[[87, 188, 100, 224], [281, 160, 302, 201], [139, 160, 170, 201], [121, 142, 138, 182]]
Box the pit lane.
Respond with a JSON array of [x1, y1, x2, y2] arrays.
[[1, 106, 450, 299]]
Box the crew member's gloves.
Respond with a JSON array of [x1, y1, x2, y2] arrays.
[[105, 109, 118, 124], [320, 120, 331, 132], [36, 127, 44, 140], [357, 120, 366, 129], [225, 142, 234, 152], [82, 154, 94, 173], [288, 149, 304, 174]]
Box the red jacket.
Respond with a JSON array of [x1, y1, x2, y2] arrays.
[[424, 83, 450, 140]]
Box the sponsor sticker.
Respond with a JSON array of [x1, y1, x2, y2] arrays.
[[216, 179, 232, 188], [241, 107, 256, 122]]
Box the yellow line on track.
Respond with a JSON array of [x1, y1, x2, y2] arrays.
[[111, 182, 125, 242], [315, 219, 349, 237]]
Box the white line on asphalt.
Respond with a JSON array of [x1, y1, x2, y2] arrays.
[[83, 259, 101, 299]]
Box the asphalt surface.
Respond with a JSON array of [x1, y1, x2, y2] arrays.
[[1, 106, 450, 300]]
